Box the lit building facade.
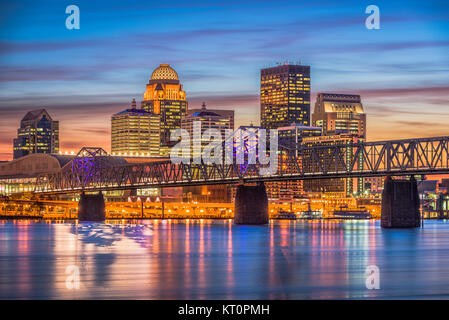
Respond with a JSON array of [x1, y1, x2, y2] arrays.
[[302, 134, 365, 197], [364, 176, 385, 193], [141, 64, 187, 157], [312, 93, 366, 138], [13, 109, 59, 159], [0, 153, 72, 195], [111, 99, 160, 157], [261, 64, 311, 129]]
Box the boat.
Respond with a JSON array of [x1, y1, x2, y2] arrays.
[[272, 210, 297, 220], [332, 205, 372, 219], [297, 204, 323, 219]]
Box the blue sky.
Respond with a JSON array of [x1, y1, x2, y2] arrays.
[[0, 0, 448, 159]]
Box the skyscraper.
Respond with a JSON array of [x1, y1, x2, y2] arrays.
[[13, 109, 59, 159], [312, 93, 366, 138], [141, 64, 187, 157], [111, 99, 160, 157], [181, 102, 234, 203], [260, 63, 311, 129]]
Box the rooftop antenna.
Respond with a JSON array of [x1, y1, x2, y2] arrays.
[[201, 102, 207, 110], [131, 98, 137, 109]]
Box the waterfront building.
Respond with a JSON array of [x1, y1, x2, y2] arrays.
[[302, 133, 365, 197], [260, 63, 311, 129], [13, 109, 59, 159], [0, 153, 73, 195], [312, 93, 366, 138], [111, 99, 160, 157], [141, 64, 187, 157]]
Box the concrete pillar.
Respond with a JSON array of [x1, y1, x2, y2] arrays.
[[78, 192, 105, 221], [381, 176, 420, 228], [234, 182, 269, 225]]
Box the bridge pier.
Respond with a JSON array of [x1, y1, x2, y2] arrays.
[[78, 192, 105, 221], [381, 176, 420, 228], [234, 182, 269, 225]]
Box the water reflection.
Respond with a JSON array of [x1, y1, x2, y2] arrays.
[[1, 219, 449, 299], [70, 222, 152, 247]]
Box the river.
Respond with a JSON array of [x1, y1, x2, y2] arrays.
[[1, 219, 449, 299]]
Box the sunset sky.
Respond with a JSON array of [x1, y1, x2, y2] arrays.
[[0, 0, 448, 160]]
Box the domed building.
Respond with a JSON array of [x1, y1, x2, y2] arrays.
[[142, 64, 187, 157]]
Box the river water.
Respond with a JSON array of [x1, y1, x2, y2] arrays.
[[1, 219, 449, 299]]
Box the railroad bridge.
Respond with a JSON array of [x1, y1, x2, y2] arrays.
[[31, 136, 449, 227]]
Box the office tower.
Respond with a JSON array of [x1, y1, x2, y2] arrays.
[[312, 93, 366, 138], [141, 64, 187, 157], [302, 133, 365, 197], [181, 102, 234, 160], [111, 99, 160, 157], [13, 109, 59, 159], [260, 63, 311, 129]]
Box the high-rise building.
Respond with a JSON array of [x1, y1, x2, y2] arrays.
[[181, 102, 234, 160], [181, 102, 234, 204], [141, 64, 187, 157], [260, 63, 311, 129], [111, 99, 160, 157], [301, 133, 365, 197], [312, 93, 366, 138], [13, 109, 59, 159]]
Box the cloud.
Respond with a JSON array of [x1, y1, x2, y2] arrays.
[[395, 120, 449, 128], [356, 86, 449, 97], [0, 65, 104, 82]]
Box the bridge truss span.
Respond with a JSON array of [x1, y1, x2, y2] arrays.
[[34, 136, 449, 194]]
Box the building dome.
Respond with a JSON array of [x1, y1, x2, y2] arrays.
[[150, 64, 179, 81]]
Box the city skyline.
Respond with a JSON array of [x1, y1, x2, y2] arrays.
[[0, 0, 448, 160]]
